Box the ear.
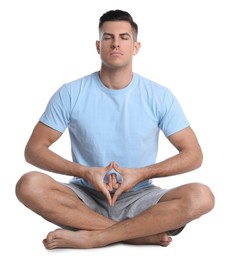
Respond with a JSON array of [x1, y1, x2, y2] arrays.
[[96, 40, 100, 53], [133, 42, 141, 55]]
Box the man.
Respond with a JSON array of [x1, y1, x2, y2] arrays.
[[15, 10, 214, 249]]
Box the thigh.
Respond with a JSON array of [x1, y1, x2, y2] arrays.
[[158, 182, 203, 202], [16, 171, 79, 201]]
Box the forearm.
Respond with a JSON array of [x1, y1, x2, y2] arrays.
[[142, 150, 203, 180], [24, 146, 87, 178]]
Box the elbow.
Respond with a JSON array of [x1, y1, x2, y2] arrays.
[[183, 148, 203, 172], [193, 148, 203, 170], [24, 145, 35, 165], [196, 153, 203, 169], [24, 147, 31, 164]]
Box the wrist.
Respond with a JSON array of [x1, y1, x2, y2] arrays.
[[141, 165, 154, 180], [73, 163, 90, 179]]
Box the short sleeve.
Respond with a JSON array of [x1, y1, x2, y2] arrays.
[[39, 85, 71, 133], [158, 89, 190, 137]]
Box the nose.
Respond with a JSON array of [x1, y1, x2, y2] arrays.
[[111, 40, 120, 49], [112, 43, 119, 49]]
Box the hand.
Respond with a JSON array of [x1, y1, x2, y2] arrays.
[[106, 173, 121, 191], [111, 162, 144, 206], [84, 162, 115, 205]]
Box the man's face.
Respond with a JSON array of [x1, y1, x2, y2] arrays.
[[96, 21, 140, 69]]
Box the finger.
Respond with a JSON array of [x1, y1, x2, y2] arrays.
[[105, 162, 114, 172], [101, 185, 112, 205], [113, 162, 122, 175], [111, 173, 120, 189], [111, 186, 124, 206], [106, 175, 113, 191]]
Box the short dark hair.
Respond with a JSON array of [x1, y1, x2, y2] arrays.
[[99, 10, 138, 39]]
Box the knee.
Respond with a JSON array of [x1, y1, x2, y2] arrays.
[[15, 171, 44, 202], [185, 183, 215, 218]]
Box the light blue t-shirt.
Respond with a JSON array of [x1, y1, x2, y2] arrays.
[[40, 71, 189, 191]]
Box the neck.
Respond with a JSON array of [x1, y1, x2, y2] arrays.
[[99, 65, 133, 90]]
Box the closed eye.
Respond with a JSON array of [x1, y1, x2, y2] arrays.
[[102, 33, 131, 41]]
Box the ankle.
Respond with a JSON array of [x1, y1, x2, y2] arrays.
[[90, 230, 110, 248]]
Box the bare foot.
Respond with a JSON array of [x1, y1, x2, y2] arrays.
[[43, 229, 97, 249], [125, 233, 172, 247], [43, 229, 172, 249]]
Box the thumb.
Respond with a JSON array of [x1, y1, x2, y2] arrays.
[[105, 162, 114, 172], [113, 161, 122, 174], [111, 186, 124, 206], [100, 185, 112, 206]]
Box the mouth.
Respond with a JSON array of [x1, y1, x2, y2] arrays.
[[110, 51, 122, 56]]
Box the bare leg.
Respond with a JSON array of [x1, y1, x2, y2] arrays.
[[15, 171, 114, 230], [41, 182, 214, 249], [16, 171, 171, 247], [43, 229, 172, 249]]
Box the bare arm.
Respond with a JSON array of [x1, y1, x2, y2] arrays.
[[24, 121, 117, 204], [111, 126, 203, 205], [143, 126, 203, 178], [24, 121, 86, 176]]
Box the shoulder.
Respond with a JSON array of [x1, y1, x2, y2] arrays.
[[134, 73, 170, 93], [133, 73, 174, 101], [63, 71, 98, 91], [53, 72, 99, 101]]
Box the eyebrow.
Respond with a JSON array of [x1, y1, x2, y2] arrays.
[[103, 32, 131, 38]]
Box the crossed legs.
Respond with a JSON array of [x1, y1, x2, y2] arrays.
[[15, 171, 215, 249]]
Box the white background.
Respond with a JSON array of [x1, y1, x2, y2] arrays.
[[1, 0, 228, 259]]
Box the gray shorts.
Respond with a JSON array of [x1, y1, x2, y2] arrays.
[[65, 183, 169, 222]]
